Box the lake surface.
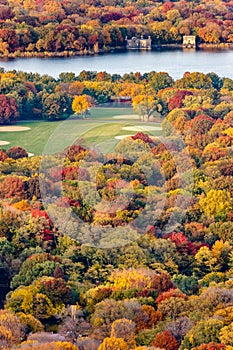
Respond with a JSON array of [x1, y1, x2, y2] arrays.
[[0, 48, 233, 79]]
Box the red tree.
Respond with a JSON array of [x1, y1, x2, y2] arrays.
[[0, 176, 25, 199], [7, 146, 28, 159], [188, 114, 215, 149], [0, 95, 18, 124], [38, 277, 71, 305], [152, 331, 179, 350], [150, 273, 174, 293], [0, 150, 8, 161], [156, 288, 186, 304], [168, 90, 193, 110], [131, 132, 155, 147], [0, 29, 19, 52], [164, 232, 196, 255]]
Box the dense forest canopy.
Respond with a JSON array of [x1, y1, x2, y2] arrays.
[[0, 0, 233, 56], [0, 68, 232, 349]]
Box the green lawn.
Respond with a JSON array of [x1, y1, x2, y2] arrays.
[[89, 106, 134, 119], [0, 107, 161, 155]]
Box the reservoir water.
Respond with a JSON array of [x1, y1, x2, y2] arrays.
[[0, 48, 232, 79]]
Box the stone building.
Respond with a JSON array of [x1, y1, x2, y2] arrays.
[[183, 35, 196, 48], [126, 35, 152, 50]]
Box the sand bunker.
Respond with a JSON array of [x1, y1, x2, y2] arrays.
[[112, 114, 140, 120], [0, 126, 31, 132], [122, 125, 162, 132], [115, 134, 134, 140], [0, 141, 10, 146]]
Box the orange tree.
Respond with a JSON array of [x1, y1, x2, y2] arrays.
[[72, 94, 93, 118]]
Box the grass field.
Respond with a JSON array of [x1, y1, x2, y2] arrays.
[[0, 107, 162, 155]]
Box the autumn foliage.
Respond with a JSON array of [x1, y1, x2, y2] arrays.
[[192, 343, 226, 350], [152, 331, 179, 350], [0, 69, 232, 350], [0, 94, 18, 124]]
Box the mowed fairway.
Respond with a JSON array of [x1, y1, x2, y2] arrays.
[[0, 107, 162, 155]]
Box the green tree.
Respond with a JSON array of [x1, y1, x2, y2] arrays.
[[181, 319, 224, 349], [149, 72, 174, 92], [173, 274, 199, 295], [175, 72, 213, 89], [42, 92, 71, 121], [10, 253, 61, 289]]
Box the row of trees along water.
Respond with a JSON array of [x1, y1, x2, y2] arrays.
[[0, 69, 233, 123], [0, 0, 233, 56]]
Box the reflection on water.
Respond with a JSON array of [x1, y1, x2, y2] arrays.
[[0, 48, 232, 79]]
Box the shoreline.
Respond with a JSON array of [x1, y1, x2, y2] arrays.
[[1, 43, 233, 60]]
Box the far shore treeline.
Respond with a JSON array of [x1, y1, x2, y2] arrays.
[[0, 0, 233, 58]]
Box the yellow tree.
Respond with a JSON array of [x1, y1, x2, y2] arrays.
[[134, 347, 162, 350], [215, 306, 233, 325], [98, 337, 129, 350], [0, 325, 13, 348], [223, 127, 233, 137], [111, 319, 136, 349], [211, 240, 232, 271], [72, 95, 92, 118], [219, 323, 233, 346], [198, 23, 222, 43], [114, 82, 144, 98], [0, 310, 21, 348], [132, 94, 159, 121], [108, 268, 156, 290], [194, 246, 217, 277], [23, 0, 36, 12], [18, 313, 44, 334], [0, 38, 9, 56], [9, 341, 79, 349], [199, 189, 232, 220], [43, 0, 65, 19]]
